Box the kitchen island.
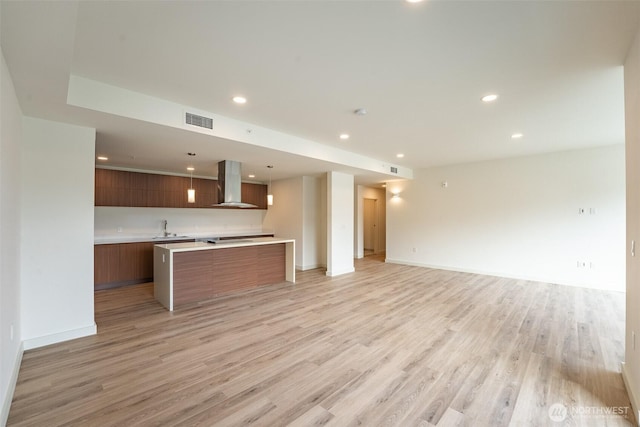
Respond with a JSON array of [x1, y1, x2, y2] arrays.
[[153, 237, 295, 310], [94, 232, 275, 290]]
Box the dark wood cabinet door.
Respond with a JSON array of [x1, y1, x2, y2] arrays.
[[119, 243, 148, 282], [95, 169, 131, 206], [94, 244, 120, 286], [242, 183, 268, 209], [95, 240, 195, 290], [192, 177, 217, 207]]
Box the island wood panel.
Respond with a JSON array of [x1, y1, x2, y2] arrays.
[[170, 243, 286, 308], [213, 244, 285, 295], [212, 246, 259, 294], [173, 250, 214, 306], [256, 243, 285, 283]]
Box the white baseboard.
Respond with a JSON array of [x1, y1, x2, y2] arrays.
[[384, 258, 622, 292], [23, 323, 97, 351], [325, 267, 355, 277], [297, 263, 326, 271], [622, 362, 640, 426], [385, 258, 534, 280], [1, 341, 24, 427]]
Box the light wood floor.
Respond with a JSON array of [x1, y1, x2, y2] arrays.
[[8, 256, 634, 426]]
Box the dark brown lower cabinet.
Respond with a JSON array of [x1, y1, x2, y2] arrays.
[[94, 243, 151, 290], [94, 241, 191, 290]]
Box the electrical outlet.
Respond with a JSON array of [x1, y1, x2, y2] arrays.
[[589, 208, 596, 215], [117, 227, 123, 233], [578, 208, 585, 215], [411, 247, 417, 253], [576, 260, 587, 268]]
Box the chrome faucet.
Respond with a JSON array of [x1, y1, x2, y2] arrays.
[[161, 219, 169, 237]]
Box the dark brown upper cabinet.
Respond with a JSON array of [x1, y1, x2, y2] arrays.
[[95, 169, 267, 209]]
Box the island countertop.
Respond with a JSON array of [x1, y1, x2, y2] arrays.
[[155, 237, 295, 252], [94, 231, 275, 245]]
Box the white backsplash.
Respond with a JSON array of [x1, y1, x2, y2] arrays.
[[95, 207, 268, 239]]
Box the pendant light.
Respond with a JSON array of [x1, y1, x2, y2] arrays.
[[267, 165, 274, 206], [187, 167, 195, 204]]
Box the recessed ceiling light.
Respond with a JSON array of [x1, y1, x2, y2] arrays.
[[187, 167, 195, 171], [248, 174, 255, 178], [406, 0, 424, 3], [97, 156, 108, 161], [396, 153, 405, 158], [511, 133, 524, 139], [481, 94, 499, 103], [233, 96, 247, 104], [339, 133, 350, 140]]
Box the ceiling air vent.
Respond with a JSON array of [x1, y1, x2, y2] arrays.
[[185, 112, 213, 130], [390, 166, 398, 174]]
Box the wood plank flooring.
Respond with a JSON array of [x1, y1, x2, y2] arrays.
[[7, 256, 634, 426]]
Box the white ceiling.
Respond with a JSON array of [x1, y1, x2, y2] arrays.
[[2, 0, 639, 184]]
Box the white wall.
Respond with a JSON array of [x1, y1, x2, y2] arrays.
[[262, 176, 326, 271], [623, 24, 640, 422], [21, 117, 96, 349], [95, 206, 266, 240], [1, 49, 23, 426], [302, 176, 326, 270], [262, 177, 304, 267], [326, 171, 354, 276], [387, 145, 626, 291]]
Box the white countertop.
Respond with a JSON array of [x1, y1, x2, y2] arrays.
[[154, 237, 295, 252], [94, 231, 275, 245]]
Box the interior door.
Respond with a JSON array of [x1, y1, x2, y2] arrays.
[[364, 198, 377, 252]]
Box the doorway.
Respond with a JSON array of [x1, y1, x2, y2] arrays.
[[363, 198, 377, 256]]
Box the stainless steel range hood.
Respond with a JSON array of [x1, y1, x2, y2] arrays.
[[214, 160, 257, 208]]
